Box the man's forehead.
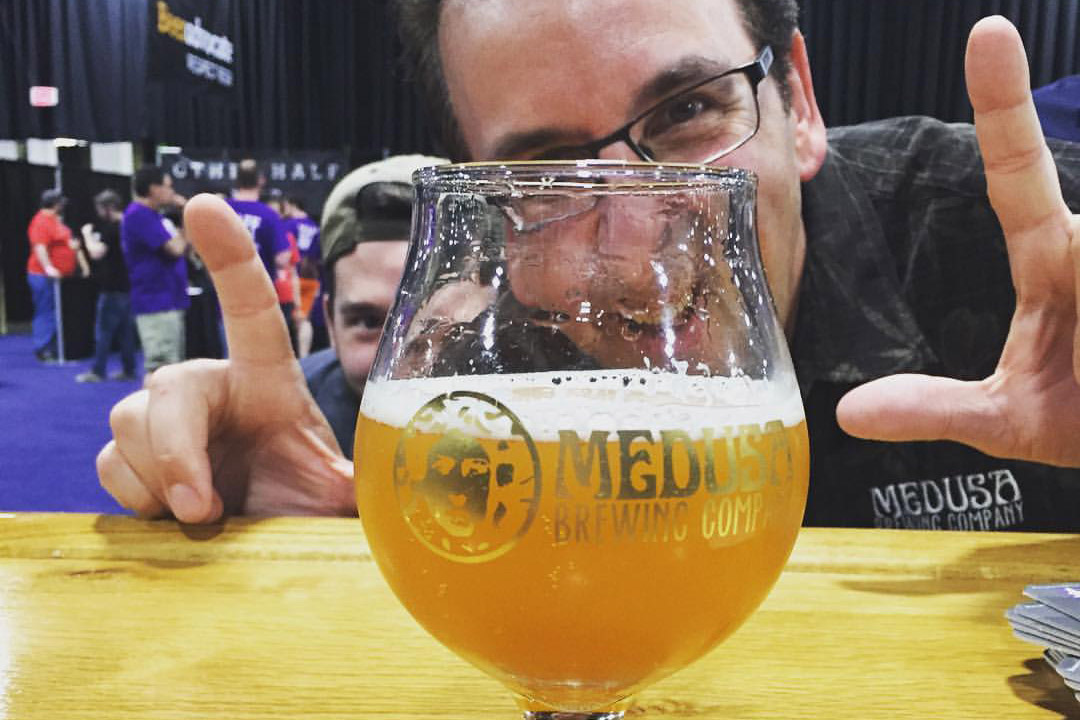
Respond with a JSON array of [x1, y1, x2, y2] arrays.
[[439, 0, 753, 159], [336, 240, 408, 285], [346, 238, 407, 263]]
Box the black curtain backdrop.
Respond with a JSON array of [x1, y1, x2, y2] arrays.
[[801, 0, 1080, 127], [0, 0, 433, 158], [3, 1, 1079, 149], [0, 1, 147, 144]]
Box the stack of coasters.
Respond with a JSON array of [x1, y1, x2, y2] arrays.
[[1007, 584, 1080, 701]]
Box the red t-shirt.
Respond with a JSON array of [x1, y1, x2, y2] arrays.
[[274, 231, 300, 304], [26, 210, 76, 277]]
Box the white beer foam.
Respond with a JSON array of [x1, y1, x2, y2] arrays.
[[360, 369, 804, 441]]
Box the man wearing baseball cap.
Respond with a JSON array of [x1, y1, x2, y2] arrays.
[[301, 154, 447, 457], [98, 155, 446, 520], [26, 188, 78, 362]]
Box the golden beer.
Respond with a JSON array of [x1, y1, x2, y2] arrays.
[[356, 370, 808, 712]]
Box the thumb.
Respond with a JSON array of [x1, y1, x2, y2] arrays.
[[836, 374, 1000, 449]]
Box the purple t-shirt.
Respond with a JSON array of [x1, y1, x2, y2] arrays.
[[226, 199, 289, 277], [283, 216, 321, 261], [121, 202, 189, 315]]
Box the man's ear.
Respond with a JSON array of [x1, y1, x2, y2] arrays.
[[786, 31, 827, 182]]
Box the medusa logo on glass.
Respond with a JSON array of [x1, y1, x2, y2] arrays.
[[394, 392, 541, 563]]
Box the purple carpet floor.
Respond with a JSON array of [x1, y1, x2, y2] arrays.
[[1, 333, 134, 513]]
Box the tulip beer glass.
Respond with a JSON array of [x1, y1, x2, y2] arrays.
[[355, 162, 809, 718]]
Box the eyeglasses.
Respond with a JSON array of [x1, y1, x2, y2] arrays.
[[497, 48, 773, 233], [531, 46, 773, 165]]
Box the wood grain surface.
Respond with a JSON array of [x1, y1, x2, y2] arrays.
[[0, 512, 1076, 719]]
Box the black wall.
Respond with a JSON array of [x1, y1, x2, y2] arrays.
[[802, 0, 1080, 127], [0, 0, 433, 156], [3, 0, 1078, 150]]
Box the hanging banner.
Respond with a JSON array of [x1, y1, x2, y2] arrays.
[[162, 150, 348, 219], [148, 0, 235, 92]]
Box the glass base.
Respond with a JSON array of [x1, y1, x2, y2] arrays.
[[523, 713, 623, 720]]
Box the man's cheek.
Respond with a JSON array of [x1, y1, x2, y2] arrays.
[[343, 340, 379, 381]]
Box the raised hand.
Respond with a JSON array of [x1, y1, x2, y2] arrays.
[[97, 195, 354, 522], [836, 16, 1080, 467]]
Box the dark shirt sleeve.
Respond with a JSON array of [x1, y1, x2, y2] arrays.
[[798, 117, 1080, 532], [301, 349, 361, 460]]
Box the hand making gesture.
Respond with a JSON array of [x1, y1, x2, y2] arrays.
[[97, 195, 354, 522], [838, 16, 1080, 467]]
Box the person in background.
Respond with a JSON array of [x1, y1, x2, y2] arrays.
[[282, 195, 321, 357], [270, 191, 302, 356], [263, 187, 302, 354], [1034, 74, 1080, 142], [261, 187, 284, 216], [25, 189, 78, 363], [98, 155, 443, 518], [302, 155, 446, 456], [227, 161, 293, 352], [121, 165, 189, 377], [75, 189, 137, 383]]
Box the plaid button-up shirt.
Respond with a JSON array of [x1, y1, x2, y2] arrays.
[[796, 116, 1080, 531]]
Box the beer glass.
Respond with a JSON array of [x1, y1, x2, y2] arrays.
[[355, 162, 808, 718]]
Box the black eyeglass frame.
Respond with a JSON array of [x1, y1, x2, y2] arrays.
[[534, 45, 774, 165]]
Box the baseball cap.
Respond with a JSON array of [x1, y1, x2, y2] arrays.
[[40, 188, 67, 208], [320, 154, 448, 265]]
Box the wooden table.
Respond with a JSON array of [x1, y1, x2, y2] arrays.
[[1, 513, 1077, 718]]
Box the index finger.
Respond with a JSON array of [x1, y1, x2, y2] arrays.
[[184, 194, 294, 365], [966, 16, 1070, 239]]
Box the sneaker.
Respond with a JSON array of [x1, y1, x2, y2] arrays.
[[75, 371, 104, 383], [35, 349, 58, 364], [109, 372, 137, 382]]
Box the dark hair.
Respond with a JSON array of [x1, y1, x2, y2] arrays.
[[132, 165, 167, 197], [394, 0, 799, 161], [93, 189, 124, 212], [284, 194, 306, 212], [260, 187, 283, 205], [235, 159, 261, 190], [323, 181, 414, 312], [40, 188, 66, 209]]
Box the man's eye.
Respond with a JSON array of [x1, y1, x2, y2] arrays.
[[343, 310, 385, 330], [642, 80, 744, 142], [662, 97, 708, 127], [644, 95, 715, 138]]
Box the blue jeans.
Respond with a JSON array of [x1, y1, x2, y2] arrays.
[[91, 291, 137, 377], [27, 273, 57, 355]]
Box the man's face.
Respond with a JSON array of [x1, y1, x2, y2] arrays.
[[440, 0, 825, 340], [149, 175, 176, 210], [325, 240, 410, 396], [419, 432, 491, 539]]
